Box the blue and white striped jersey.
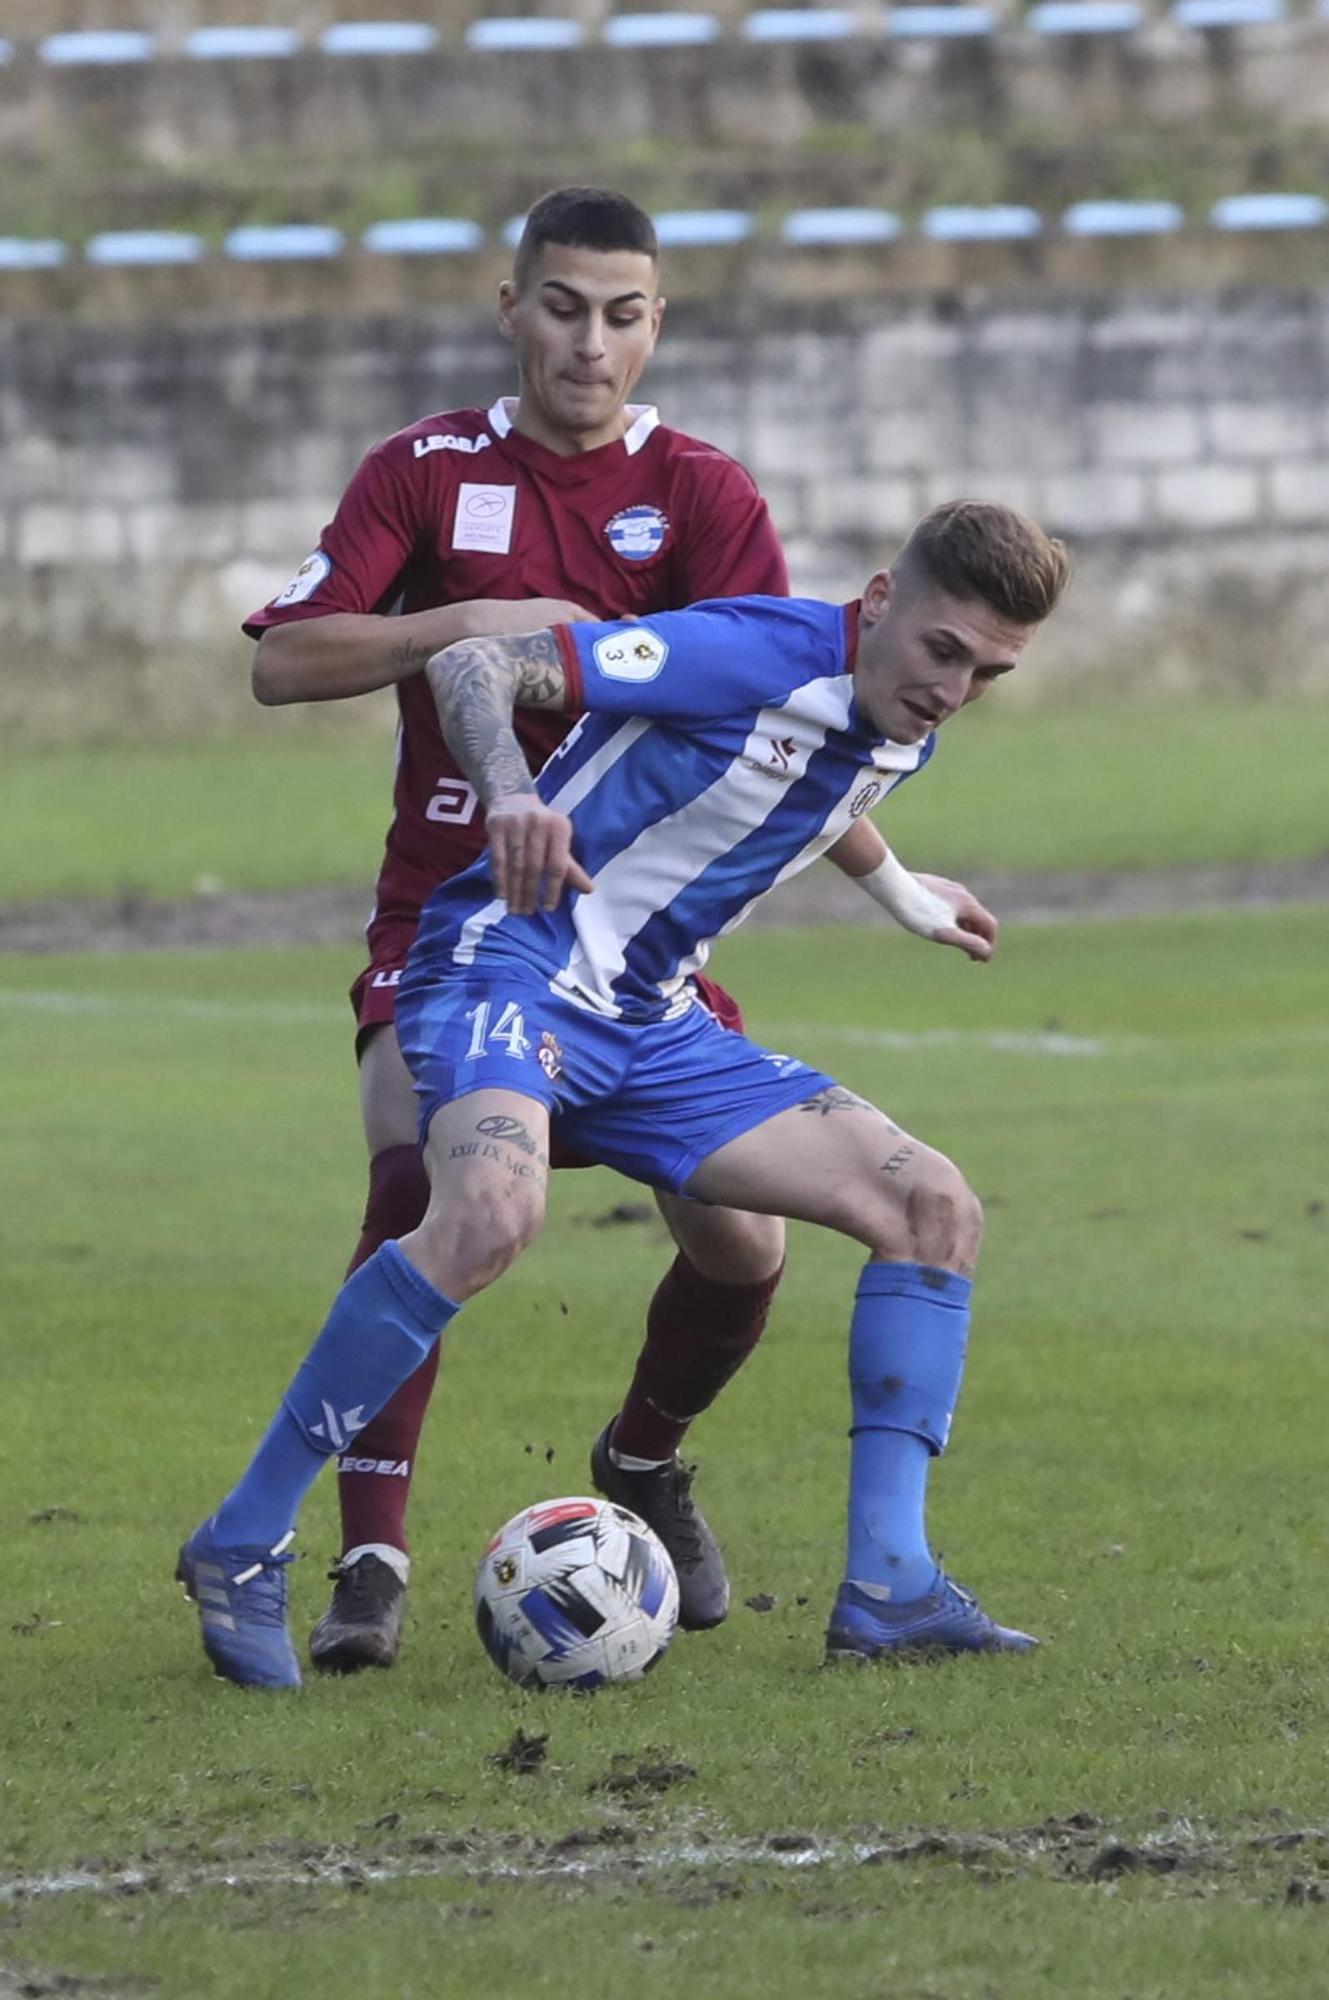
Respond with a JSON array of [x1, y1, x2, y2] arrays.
[[411, 595, 935, 1020]]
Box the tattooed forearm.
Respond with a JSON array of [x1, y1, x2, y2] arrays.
[[388, 636, 435, 677], [426, 630, 569, 806], [798, 1086, 873, 1118]]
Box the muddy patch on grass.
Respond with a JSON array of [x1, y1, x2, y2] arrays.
[[590, 1753, 698, 1799], [4, 856, 1329, 957], [489, 1731, 549, 1777], [548, 1826, 636, 1855], [0, 1969, 156, 1998], [3, 1814, 1325, 1911]]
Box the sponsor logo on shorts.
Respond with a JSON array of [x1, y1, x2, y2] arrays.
[[271, 550, 331, 607], [849, 779, 883, 818], [337, 1456, 411, 1477], [370, 968, 404, 989], [605, 504, 669, 561], [593, 628, 669, 682], [413, 431, 492, 458]]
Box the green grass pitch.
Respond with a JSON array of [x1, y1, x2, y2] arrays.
[[3, 695, 1329, 902], [2, 911, 1327, 1998]]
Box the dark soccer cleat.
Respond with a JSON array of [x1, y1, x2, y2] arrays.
[[824, 1574, 1038, 1662], [590, 1424, 729, 1630], [308, 1553, 406, 1673], [176, 1518, 301, 1690]]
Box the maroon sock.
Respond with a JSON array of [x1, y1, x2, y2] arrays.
[[610, 1253, 784, 1462], [337, 1144, 437, 1559]]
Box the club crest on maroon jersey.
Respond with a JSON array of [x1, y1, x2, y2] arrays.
[[605, 505, 669, 562]]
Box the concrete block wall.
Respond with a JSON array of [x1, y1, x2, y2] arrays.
[[5, 285, 1329, 740], [4, 17, 1329, 174]]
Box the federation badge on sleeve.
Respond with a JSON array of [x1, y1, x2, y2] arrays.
[[270, 550, 331, 607], [593, 627, 669, 682], [605, 505, 669, 561]]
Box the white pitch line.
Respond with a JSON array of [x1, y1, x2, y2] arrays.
[[2, 989, 1326, 1060], [0, 1837, 879, 1906], [0, 989, 345, 1027], [760, 1022, 1140, 1058], [3, 1818, 1317, 1908], [0, 990, 1134, 1056]]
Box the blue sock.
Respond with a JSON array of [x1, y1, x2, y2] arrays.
[[213, 1243, 460, 1549], [845, 1260, 972, 1603]]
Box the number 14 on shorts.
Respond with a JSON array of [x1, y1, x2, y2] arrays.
[[464, 999, 532, 1061]]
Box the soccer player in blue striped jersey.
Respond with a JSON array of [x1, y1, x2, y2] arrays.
[[178, 500, 1070, 1687]]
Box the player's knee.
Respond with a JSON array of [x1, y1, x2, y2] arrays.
[[685, 1211, 785, 1285], [842, 1153, 982, 1273], [905, 1160, 984, 1272], [409, 1189, 545, 1300], [725, 1212, 786, 1284]]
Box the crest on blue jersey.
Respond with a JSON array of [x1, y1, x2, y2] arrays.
[[605, 505, 669, 561]]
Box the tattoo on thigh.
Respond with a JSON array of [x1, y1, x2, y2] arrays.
[[881, 1146, 916, 1177], [798, 1086, 872, 1118], [475, 1113, 547, 1163], [450, 1138, 548, 1183]]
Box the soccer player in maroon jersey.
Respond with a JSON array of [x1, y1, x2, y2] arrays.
[[244, 187, 891, 1672]]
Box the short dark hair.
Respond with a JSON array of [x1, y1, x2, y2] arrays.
[[513, 187, 659, 289], [895, 500, 1071, 626]]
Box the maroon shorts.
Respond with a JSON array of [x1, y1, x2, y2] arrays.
[[349, 927, 746, 1170], [349, 921, 418, 1041]]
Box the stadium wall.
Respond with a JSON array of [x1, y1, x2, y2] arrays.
[[5, 17, 1329, 167], [5, 286, 1329, 741]]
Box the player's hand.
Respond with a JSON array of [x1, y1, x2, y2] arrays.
[[912, 873, 999, 963], [486, 794, 595, 915], [465, 598, 596, 638]]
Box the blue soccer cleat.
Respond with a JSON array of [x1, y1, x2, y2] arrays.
[[176, 1517, 302, 1690], [825, 1574, 1038, 1662]]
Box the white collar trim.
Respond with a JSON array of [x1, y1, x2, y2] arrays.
[[486, 397, 660, 456], [622, 404, 661, 455]]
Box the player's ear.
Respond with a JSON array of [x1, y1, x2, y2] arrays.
[[497, 280, 518, 344], [862, 569, 893, 619]]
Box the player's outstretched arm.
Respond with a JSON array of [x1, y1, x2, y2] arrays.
[[251, 598, 593, 706], [426, 629, 593, 916], [835, 826, 998, 964], [825, 815, 888, 878]]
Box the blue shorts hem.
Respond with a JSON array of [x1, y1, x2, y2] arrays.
[[415, 1073, 557, 1151], [656, 1064, 839, 1196]]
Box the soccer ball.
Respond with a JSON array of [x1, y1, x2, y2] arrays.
[[475, 1495, 679, 1690]]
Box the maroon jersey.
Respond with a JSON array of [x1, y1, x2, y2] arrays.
[[245, 398, 788, 938]]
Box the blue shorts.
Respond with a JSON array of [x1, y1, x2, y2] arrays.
[[394, 966, 835, 1195]]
